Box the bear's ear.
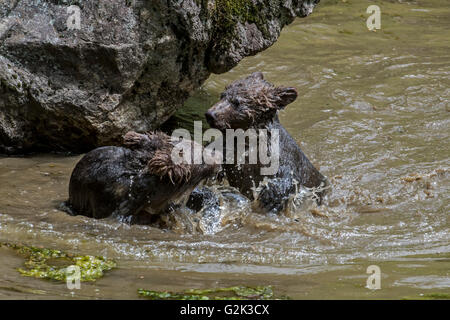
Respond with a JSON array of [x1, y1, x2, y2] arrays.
[[273, 86, 298, 109], [123, 131, 148, 148], [248, 72, 264, 81]]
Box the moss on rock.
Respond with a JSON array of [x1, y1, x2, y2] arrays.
[[211, 0, 273, 44]]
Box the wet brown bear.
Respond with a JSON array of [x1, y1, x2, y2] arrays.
[[67, 131, 219, 220], [205, 72, 328, 213]]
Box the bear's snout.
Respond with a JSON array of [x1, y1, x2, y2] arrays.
[[206, 100, 236, 130]]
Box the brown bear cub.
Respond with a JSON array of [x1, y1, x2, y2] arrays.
[[67, 131, 219, 220], [205, 72, 328, 213]]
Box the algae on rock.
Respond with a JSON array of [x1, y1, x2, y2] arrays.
[[0, 242, 116, 282], [138, 285, 289, 300]]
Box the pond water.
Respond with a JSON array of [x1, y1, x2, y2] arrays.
[[0, 0, 449, 299]]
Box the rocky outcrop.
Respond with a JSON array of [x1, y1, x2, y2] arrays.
[[0, 0, 319, 154]]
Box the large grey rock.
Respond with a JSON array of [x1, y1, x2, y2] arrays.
[[0, 0, 319, 154]]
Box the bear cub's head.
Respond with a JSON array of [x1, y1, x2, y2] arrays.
[[123, 131, 220, 185], [205, 72, 298, 131]]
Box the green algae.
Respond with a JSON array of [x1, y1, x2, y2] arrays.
[[138, 285, 289, 300], [423, 293, 450, 300], [0, 242, 116, 282], [402, 293, 450, 300]]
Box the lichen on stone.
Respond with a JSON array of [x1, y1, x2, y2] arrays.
[[0, 242, 116, 282], [138, 285, 289, 300]]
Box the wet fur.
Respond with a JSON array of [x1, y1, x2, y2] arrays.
[[206, 72, 328, 213], [68, 131, 218, 219]]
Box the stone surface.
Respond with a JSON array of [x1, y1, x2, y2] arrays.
[[0, 0, 319, 154]]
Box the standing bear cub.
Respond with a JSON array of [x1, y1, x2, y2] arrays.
[[205, 72, 328, 213], [67, 131, 219, 220]]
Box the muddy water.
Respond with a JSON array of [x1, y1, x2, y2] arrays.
[[0, 0, 449, 299]]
